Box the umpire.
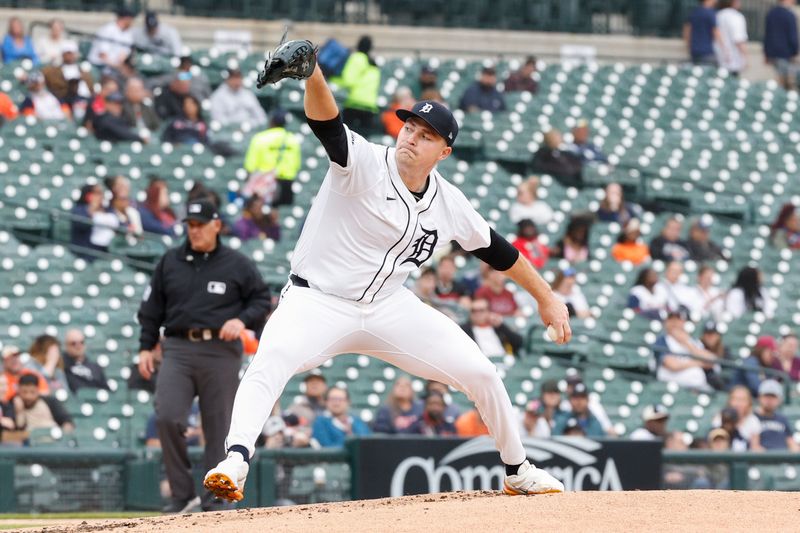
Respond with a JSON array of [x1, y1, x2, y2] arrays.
[[137, 198, 271, 513]]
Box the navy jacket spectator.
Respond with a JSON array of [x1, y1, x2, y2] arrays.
[[459, 67, 506, 113], [686, 4, 718, 60], [764, 4, 799, 60]]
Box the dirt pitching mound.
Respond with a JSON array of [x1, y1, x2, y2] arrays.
[[21, 490, 799, 533]]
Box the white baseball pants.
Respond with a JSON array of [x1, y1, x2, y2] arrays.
[[225, 283, 527, 465]]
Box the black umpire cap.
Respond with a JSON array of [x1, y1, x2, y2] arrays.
[[396, 100, 459, 147], [183, 199, 220, 223]]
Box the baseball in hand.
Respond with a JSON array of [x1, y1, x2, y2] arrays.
[[547, 325, 559, 342]]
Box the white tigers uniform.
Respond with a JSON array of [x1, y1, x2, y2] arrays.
[[225, 126, 527, 466]]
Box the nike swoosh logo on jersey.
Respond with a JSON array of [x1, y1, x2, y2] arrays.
[[386, 196, 397, 201]]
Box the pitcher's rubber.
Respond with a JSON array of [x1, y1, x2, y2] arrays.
[[204, 473, 244, 502]]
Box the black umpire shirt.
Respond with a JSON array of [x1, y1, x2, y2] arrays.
[[137, 239, 272, 351]]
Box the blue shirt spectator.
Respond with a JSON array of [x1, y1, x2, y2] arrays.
[[459, 66, 506, 113], [764, 2, 799, 60], [551, 383, 606, 437], [754, 379, 799, 451], [311, 386, 371, 447], [2, 18, 40, 65], [684, 1, 719, 64]]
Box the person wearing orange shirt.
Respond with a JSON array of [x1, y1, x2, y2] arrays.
[[0, 91, 18, 123], [2, 346, 49, 402], [612, 218, 650, 265], [381, 86, 415, 138], [455, 407, 490, 436]]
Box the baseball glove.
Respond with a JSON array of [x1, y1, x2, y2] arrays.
[[256, 35, 318, 88]]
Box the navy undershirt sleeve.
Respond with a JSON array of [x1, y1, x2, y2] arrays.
[[470, 228, 520, 271], [307, 114, 349, 167]]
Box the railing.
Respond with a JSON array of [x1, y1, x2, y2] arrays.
[[663, 450, 800, 490]]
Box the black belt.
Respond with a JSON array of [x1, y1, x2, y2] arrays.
[[290, 274, 309, 288], [166, 328, 221, 342]]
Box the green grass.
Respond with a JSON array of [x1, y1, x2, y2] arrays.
[[0, 512, 158, 519]]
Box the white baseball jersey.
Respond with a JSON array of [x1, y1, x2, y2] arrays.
[[291, 126, 491, 303]]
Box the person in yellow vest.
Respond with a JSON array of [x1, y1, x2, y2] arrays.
[[332, 35, 381, 134], [243, 110, 302, 207]]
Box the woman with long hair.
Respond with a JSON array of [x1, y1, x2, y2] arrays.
[[552, 216, 591, 264], [139, 177, 177, 235], [371, 376, 423, 434], [162, 95, 208, 145], [769, 203, 800, 249], [550, 267, 590, 319], [27, 335, 67, 392], [712, 385, 761, 448], [725, 266, 776, 319], [627, 267, 667, 320]]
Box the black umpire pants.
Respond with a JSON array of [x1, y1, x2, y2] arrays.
[[155, 337, 242, 503]]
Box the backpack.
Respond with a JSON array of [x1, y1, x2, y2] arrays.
[[317, 38, 350, 77]]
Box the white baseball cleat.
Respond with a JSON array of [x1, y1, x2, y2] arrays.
[[503, 460, 565, 495], [203, 452, 250, 502]]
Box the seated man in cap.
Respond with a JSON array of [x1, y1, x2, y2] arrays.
[[686, 218, 726, 262], [552, 383, 605, 438], [20, 71, 70, 121], [566, 120, 607, 163], [210, 68, 267, 128], [132, 11, 183, 57], [459, 66, 506, 114], [519, 399, 550, 438], [653, 309, 716, 392], [93, 91, 148, 143], [752, 379, 799, 451], [630, 404, 670, 440], [88, 8, 135, 70]]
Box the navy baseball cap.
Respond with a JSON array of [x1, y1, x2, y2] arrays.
[[183, 199, 219, 223], [396, 100, 459, 147]]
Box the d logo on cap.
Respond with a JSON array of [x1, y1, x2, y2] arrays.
[[420, 103, 433, 113]]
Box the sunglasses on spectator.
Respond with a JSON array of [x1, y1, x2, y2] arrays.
[[68, 340, 85, 346]]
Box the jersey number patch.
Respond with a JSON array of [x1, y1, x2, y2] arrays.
[[402, 226, 438, 267]]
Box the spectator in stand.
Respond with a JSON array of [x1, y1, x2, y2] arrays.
[[460, 65, 506, 113], [434, 255, 470, 305], [551, 267, 590, 319], [699, 322, 729, 390], [13, 374, 74, 434], [732, 336, 778, 396], [774, 333, 800, 381], [650, 216, 690, 262], [232, 195, 281, 242], [716, 0, 748, 75], [519, 399, 550, 438], [455, 407, 490, 437], [539, 379, 563, 432], [688, 265, 725, 322], [595, 183, 641, 224], [83, 75, 119, 129], [70, 183, 103, 259], [286, 373, 328, 425], [106, 175, 143, 236], [138, 177, 177, 236], [560, 375, 614, 436], [35, 19, 67, 66], [94, 92, 146, 143], [531, 129, 582, 188], [243, 110, 301, 207], [753, 379, 798, 451], [653, 309, 716, 391], [712, 385, 762, 447], [0, 377, 17, 441], [121, 77, 160, 132], [686, 218, 726, 262], [414, 65, 438, 98], [552, 383, 604, 437], [162, 95, 208, 146], [474, 269, 519, 317], [683, 0, 722, 66], [311, 386, 371, 448], [460, 298, 523, 359], [20, 72, 70, 121], [132, 11, 183, 57], [334, 35, 380, 133], [2, 346, 49, 403], [628, 267, 667, 319], [503, 56, 538, 93], [0, 91, 19, 124], [88, 7, 135, 70], [718, 407, 749, 451], [656, 261, 696, 315], [566, 120, 608, 163], [381, 86, 415, 138], [425, 381, 462, 420], [402, 392, 457, 436], [420, 88, 445, 104], [26, 335, 68, 393], [611, 218, 650, 265], [725, 266, 776, 319], [62, 329, 109, 393], [372, 376, 422, 434], [630, 404, 670, 441], [769, 203, 800, 250], [209, 68, 267, 128], [512, 220, 550, 269], [764, 0, 799, 90], [42, 41, 94, 117], [509, 176, 553, 226], [2, 17, 40, 65], [153, 56, 210, 117], [551, 216, 591, 264]]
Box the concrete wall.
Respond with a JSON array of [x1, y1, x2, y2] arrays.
[[0, 7, 776, 81]]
